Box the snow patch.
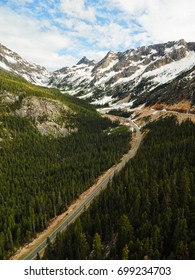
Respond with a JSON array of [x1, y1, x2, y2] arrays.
[[67, 65, 93, 84], [144, 51, 195, 85], [98, 59, 119, 73], [150, 49, 157, 54], [79, 92, 93, 99], [92, 95, 114, 105], [0, 61, 10, 71], [5, 55, 17, 64], [95, 71, 117, 86], [113, 65, 147, 86], [108, 100, 135, 110]]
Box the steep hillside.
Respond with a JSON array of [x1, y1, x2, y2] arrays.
[[0, 68, 78, 138], [43, 116, 195, 260], [1, 40, 194, 111], [48, 39, 195, 109], [0, 69, 131, 259], [0, 43, 49, 85]]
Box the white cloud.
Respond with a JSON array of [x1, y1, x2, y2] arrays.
[[60, 18, 134, 51], [107, 0, 195, 43], [108, 0, 153, 15], [139, 0, 195, 42], [60, 0, 96, 22], [93, 22, 133, 50], [56, 16, 134, 51], [0, 0, 194, 72], [0, 6, 77, 70]]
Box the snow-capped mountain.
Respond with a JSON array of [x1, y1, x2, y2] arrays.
[[0, 43, 50, 85], [48, 39, 195, 108], [0, 39, 194, 110]]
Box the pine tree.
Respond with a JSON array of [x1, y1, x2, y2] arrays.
[[122, 244, 129, 260], [92, 233, 102, 260]]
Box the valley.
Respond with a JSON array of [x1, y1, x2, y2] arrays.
[[12, 114, 141, 260], [43, 116, 195, 260], [0, 39, 194, 260], [0, 70, 131, 259]]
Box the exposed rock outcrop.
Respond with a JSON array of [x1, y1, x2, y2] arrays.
[[15, 96, 77, 137], [0, 43, 50, 85], [48, 39, 195, 108]]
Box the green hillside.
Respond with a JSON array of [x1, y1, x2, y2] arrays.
[[43, 116, 195, 260], [0, 69, 131, 259]]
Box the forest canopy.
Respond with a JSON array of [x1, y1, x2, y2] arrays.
[[43, 116, 195, 260], [0, 69, 131, 259]]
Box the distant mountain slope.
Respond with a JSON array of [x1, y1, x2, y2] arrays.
[[48, 39, 195, 109], [0, 40, 194, 110], [0, 43, 49, 85]]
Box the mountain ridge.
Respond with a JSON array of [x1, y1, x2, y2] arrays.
[[0, 39, 194, 111], [0, 43, 50, 85], [48, 39, 195, 110]]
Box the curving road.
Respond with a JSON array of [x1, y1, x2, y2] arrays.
[[21, 115, 142, 260]]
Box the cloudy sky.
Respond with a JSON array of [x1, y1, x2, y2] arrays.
[[0, 0, 194, 70]]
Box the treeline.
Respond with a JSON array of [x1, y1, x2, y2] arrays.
[[0, 70, 131, 259], [43, 116, 195, 260], [107, 109, 132, 118], [0, 69, 97, 115]]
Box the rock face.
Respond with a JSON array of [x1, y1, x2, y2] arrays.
[[15, 96, 68, 121], [15, 96, 77, 137], [77, 56, 95, 66], [48, 39, 195, 108], [0, 43, 50, 85], [1, 92, 19, 104], [1, 39, 195, 109], [0, 92, 77, 138]]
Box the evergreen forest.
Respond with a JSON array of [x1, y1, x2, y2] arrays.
[[0, 69, 131, 259], [43, 116, 195, 260]]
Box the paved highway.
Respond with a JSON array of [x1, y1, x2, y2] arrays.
[[22, 115, 142, 260]]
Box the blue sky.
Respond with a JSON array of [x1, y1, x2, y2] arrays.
[[0, 0, 194, 70]]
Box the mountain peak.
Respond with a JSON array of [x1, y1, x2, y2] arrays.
[[77, 56, 92, 65], [1, 40, 195, 111], [177, 38, 187, 46], [0, 42, 49, 85], [105, 50, 117, 58]]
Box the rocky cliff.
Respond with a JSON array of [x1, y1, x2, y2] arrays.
[[0, 43, 49, 85], [48, 39, 195, 109]]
